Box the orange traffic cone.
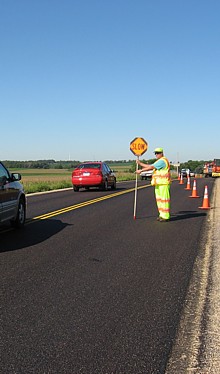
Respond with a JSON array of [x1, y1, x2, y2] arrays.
[[189, 179, 200, 198], [179, 173, 184, 185], [185, 176, 191, 190], [199, 185, 211, 209]]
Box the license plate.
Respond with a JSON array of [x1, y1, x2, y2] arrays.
[[83, 172, 90, 176]]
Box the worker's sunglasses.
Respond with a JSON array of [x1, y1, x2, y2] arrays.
[[154, 152, 162, 155]]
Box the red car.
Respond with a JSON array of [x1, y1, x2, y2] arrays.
[[72, 161, 116, 192]]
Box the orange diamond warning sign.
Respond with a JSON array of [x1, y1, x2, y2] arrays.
[[130, 137, 148, 156]]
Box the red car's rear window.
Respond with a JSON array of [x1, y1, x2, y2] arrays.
[[77, 163, 101, 169]]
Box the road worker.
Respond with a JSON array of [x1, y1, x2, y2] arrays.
[[136, 147, 171, 222]]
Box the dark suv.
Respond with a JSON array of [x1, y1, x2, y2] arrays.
[[0, 162, 26, 228]]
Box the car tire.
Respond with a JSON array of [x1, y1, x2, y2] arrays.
[[111, 179, 116, 190], [73, 186, 79, 192], [101, 180, 108, 191], [11, 198, 26, 228]]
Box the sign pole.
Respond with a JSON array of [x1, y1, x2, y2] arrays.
[[133, 156, 139, 219], [129, 137, 148, 220]]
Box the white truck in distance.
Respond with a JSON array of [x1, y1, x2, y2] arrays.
[[140, 169, 153, 180]]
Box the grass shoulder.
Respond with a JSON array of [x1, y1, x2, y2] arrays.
[[15, 167, 136, 194]]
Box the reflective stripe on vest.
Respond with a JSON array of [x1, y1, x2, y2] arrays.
[[151, 157, 171, 186]]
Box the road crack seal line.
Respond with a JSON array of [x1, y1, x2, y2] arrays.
[[29, 185, 148, 222], [198, 179, 220, 372]]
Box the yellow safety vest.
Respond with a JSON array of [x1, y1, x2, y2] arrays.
[[151, 157, 171, 186]]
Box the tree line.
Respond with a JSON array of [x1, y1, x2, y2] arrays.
[[3, 160, 80, 169], [3, 159, 135, 170]]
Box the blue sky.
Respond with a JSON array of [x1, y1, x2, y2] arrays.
[[1, 0, 220, 163]]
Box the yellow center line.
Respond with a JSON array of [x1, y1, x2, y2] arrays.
[[28, 184, 149, 222]]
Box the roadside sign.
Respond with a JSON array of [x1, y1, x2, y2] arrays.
[[130, 137, 148, 156]]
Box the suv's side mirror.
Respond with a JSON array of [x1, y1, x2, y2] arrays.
[[11, 173, 22, 181]]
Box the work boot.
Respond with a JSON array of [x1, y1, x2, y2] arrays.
[[159, 217, 170, 222]]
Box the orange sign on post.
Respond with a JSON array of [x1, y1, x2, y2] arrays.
[[130, 137, 148, 220], [130, 137, 148, 156]]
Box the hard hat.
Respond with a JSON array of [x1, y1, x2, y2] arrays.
[[154, 147, 163, 153]]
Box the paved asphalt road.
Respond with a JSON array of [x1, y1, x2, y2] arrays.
[[0, 178, 216, 373]]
